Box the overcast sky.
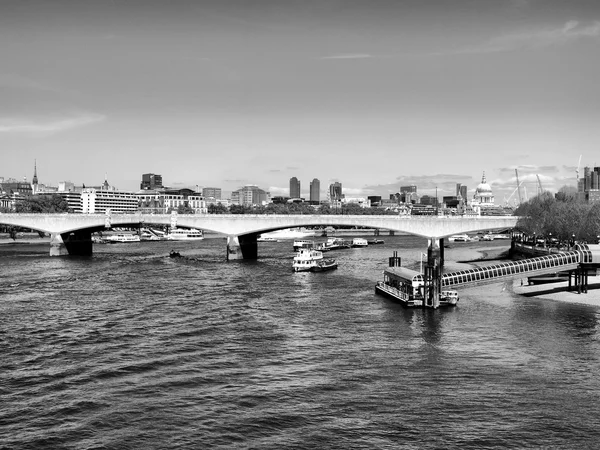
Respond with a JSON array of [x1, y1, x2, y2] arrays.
[[1, 0, 599, 204]]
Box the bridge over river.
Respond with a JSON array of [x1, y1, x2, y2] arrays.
[[0, 212, 518, 258]]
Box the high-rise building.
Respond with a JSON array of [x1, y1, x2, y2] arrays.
[[289, 177, 301, 198], [579, 166, 600, 202], [202, 187, 222, 200], [329, 182, 342, 201], [309, 178, 320, 204], [140, 173, 163, 190], [400, 185, 417, 194]]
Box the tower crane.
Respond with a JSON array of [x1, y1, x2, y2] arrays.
[[515, 169, 522, 204], [576, 155, 582, 181], [536, 174, 543, 196]]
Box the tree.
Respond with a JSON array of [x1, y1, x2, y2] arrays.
[[15, 194, 69, 213], [207, 203, 228, 214]]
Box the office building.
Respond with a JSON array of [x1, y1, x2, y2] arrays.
[[81, 188, 139, 214], [231, 185, 271, 206], [289, 177, 301, 199], [140, 173, 163, 190], [309, 178, 320, 204], [329, 182, 342, 201], [202, 187, 222, 200], [579, 166, 600, 202]]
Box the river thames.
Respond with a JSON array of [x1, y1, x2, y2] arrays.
[[1, 235, 600, 449]]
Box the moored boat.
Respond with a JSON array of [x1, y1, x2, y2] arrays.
[[311, 258, 338, 272], [448, 234, 471, 242], [367, 239, 385, 245], [166, 228, 204, 241], [292, 248, 337, 272], [352, 238, 368, 248], [104, 233, 141, 243], [324, 237, 352, 250], [293, 239, 314, 251]]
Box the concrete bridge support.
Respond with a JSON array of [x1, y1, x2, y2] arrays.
[[50, 230, 93, 256], [227, 233, 258, 260], [423, 238, 444, 308]]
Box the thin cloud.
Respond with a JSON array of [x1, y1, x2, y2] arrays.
[[0, 113, 106, 134], [319, 53, 377, 60], [443, 20, 600, 55]]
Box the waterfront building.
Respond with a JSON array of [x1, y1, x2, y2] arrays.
[[140, 173, 163, 190], [57, 191, 83, 213], [328, 182, 342, 201], [309, 178, 320, 204], [420, 195, 438, 207], [289, 177, 301, 199], [202, 187, 222, 200], [138, 189, 208, 214], [82, 188, 139, 214], [231, 185, 270, 207]]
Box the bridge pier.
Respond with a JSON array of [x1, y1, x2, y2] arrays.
[[50, 230, 93, 256], [227, 233, 258, 260], [424, 238, 443, 309]]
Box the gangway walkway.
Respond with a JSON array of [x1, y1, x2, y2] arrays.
[[440, 244, 599, 289]]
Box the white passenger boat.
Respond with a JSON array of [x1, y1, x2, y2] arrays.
[[292, 248, 338, 272], [448, 234, 471, 242], [352, 238, 368, 248], [104, 233, 141, 243], [166, 228, 204, 241]]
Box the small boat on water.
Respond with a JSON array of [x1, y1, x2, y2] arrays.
[[104, 233, 141, 243], [367, 239, 384, 245], [166, 228, 204, 241], [292, 248, 337, 272], [352, 238, 368, 248]]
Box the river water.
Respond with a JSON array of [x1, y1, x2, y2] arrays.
[[1, 235, 600, 449]]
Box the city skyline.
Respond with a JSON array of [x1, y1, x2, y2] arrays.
[[1, 0, 598, 203]]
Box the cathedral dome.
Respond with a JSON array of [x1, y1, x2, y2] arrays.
[[472, 172, 495, 206]]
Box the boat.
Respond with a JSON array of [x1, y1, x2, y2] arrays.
[[448, 234, 471, 242], [257, 235, 279, 242], [103, 233, 141, 243], [375, 264, 458, 307], [166, 228, 204, 241], [352, 238, 368, 248], [292, 248, 324, 272], [482, 234, 495, 241], [324, 237, 352, 250], [140, 228, 165, 241], [311, 258, 338, 272], [367, 239, 384, 245], [440, 290, 459, 305], [293, 239, 314, 251], [292, 248, 338, 272]]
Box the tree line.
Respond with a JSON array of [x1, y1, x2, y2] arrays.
[[515, 187, 600, 243]]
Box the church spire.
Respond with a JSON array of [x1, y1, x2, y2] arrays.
[[32, 159, 38, 185]]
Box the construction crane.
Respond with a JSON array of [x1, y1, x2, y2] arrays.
[[515, 169, 522, 204], [536, 174, 543, 196], [576, 155, 582, 181], [505, 181, 525, 207]]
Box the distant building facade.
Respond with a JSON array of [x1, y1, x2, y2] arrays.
[[202, 187, 222, 200], [289, 177, 301, 199], [140, 173, 163, 190], [309, 178, 320, 204], [579, 166, 600, 202], [329, 182, 342, 201], [231, 185, 271, 206]]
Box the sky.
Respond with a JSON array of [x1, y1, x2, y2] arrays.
[[1, 0, 599, 204]]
